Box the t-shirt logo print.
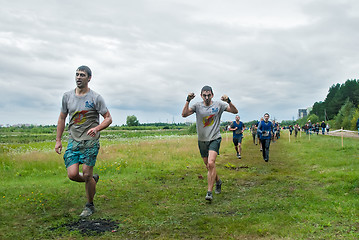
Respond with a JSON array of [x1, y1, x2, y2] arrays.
[[203, 114, 215, 128], [85, 101, 95, 109], [73, 110, 88, 124]]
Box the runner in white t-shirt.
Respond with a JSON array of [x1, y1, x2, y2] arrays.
[[182, 86, 238, 202], [55, 66, 112, 217]]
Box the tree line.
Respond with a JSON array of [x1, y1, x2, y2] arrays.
[[309, 79, 359, 130], [3, 80, 359, 133], [238, 79, 359, 130]]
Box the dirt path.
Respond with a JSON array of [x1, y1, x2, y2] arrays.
[[326, 130, 359, 138]]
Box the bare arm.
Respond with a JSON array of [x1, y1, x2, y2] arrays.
[[55, 112, 67, 154], [226, 102, 238, 114], [182, 93, 195, 118], [228, 124, 237, 131], [221, 95, 238, 114], [87, 110, 113, 137]]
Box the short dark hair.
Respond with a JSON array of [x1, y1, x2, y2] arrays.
[[201, 85, 213, 94], [76, 65, 92, 77], [264, 113, 270, 117]]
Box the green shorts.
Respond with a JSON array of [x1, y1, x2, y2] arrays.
[[63, 139, 100, 168], [198, 137, 221, 158]]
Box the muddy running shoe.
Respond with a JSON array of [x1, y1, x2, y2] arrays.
[[79, 203, 95, 218], [205, 191, 213, 201], [215, 179, 222, 194], [238, 154, 241, 159], [93, 174, 99, 184], [236, 153, 240, 158]]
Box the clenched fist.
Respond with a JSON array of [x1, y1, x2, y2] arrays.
[[186, 92, 195, 102], [221, 94, 231, 103]]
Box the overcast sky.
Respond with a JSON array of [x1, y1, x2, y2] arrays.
[[1, 0, 358, 126]]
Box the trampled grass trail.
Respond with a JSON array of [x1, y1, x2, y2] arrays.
[[1, 130, 359, 239]]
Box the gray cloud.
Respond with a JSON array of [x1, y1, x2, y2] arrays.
[[0, 0, 358, 125]]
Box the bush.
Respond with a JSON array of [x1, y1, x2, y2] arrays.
[[187, 123, 197, 134], [307, 114, 319, 124], [351, 107, 359, 130]]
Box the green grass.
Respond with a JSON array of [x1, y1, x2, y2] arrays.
[[0, 128, 191, 144], [1, 131, 359, 239]]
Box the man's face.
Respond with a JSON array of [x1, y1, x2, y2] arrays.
[[201, 90, 213, 105], [235, 115, 240, 121], [76, 70, 91, 89], [264, 114, 269, 122]]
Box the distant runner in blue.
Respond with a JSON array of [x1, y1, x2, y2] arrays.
[[257, 113, 273, 162], [228, 115, 245, 159], [320, 121, 326, 135]]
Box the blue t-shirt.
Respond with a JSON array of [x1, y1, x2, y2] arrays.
[[257, 120, 273, 140], [231, 121, 244, 139]]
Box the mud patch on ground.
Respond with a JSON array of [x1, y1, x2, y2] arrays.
[[52, 218, 119, 236]]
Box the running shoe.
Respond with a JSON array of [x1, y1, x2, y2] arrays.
[[215, 179, 222, 194], [79, 203, 95, 218], [93, 174, 99, 183], [205, 191, 213, 201]]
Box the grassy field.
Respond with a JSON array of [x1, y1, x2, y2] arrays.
[[1, 130, 359, 239]]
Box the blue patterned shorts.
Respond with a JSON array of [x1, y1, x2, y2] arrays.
[[63, 139, 100, 168]]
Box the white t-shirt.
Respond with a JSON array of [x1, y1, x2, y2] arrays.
[[61, 89, 108, 141], [191, 101, 228, 141]]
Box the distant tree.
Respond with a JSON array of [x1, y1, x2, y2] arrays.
[[307, 114, 319, 124], [310, 79, 359, 121], [350, 107, 359, 131], [311, 101, 326, 120], [187, 123, 197, 134], [324, 83, 341, 119], [280, 120, 296, 127], [334, 99, 355, 130], [297, 117, 308, 127], [126, 115, 139, 126], [245, 120, 260, 127], [341, 79, 359, 106]]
